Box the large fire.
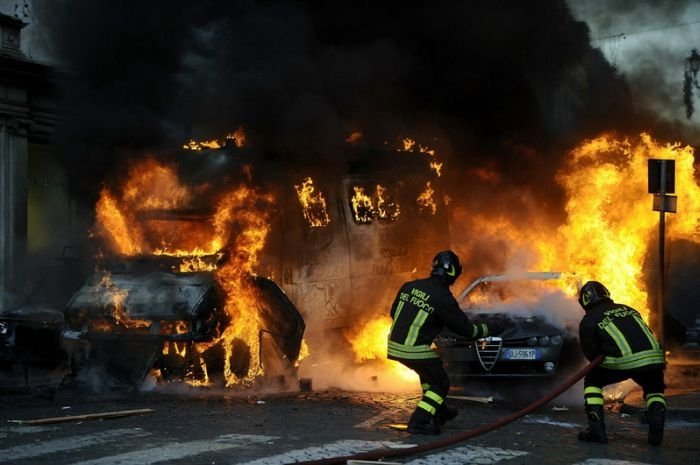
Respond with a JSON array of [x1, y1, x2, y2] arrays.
[[95, 157, 274, 387], [92, 131, 699, 391], [346, 132, 699, 383]]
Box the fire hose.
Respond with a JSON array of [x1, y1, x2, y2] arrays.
[[288, 354, 604, 465]]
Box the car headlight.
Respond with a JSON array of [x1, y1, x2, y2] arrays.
[[538, 336, 550, 346], [550, 335, 563, 346], [527, 336, 538, 346], [0, 321, 9, 336]]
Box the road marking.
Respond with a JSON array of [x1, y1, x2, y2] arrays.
[[1, 428, 150, 461], [0, 425, 58, 438], [574, 460, 655, 465], [404, 445, 528, 464], [354, 411, 396, 428], [234, 440, 410, 465], [68, 434, 278, 465], [522, 415, 581, 428]]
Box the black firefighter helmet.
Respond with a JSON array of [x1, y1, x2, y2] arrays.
[[578, 280, 612, 311], [431, 250, 462, 285]]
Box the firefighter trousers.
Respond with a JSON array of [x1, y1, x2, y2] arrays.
[[398, 358, 450, 417], [583, 365, 666, 409]]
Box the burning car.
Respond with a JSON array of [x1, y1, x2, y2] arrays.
[[62, 254, 305, 389], [433, 272, 584, 383]]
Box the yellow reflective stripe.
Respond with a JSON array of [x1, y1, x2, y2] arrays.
[[471, 325, 478, 338], [634, 315, 660, 350], [417, 400, 436, 415], [405, 309, 429, 346], [584, 386, 603, 395], [646, 394, 666, 407], [389, 301, 405, 335], [584, 385, 604, 405], [604, 322, 632, 356], [387, 341, 439, 360], [481, 323, 488, 337], [421, 383, 430, 391], [585, 397, 605, 405], [602, 348, 665, 370], [425, 390, 444, 405]]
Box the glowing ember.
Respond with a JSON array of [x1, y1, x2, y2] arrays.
[[183, 139, 222, 151], [294, 177, 331, 227], [430, 161, 443, 177], [375, 184, 400, 221], [416, 181, 437, 215], [351, 184, 400, 223], [351, 186, 375, 224], [97, 272, 151, 329], [227, 126, 247, 148], [183, 127, 247, 151], [346, 131, 363, 143]]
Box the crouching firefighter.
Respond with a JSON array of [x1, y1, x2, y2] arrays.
[[387, 250, 503, 435], [577, 281, 667, 445]]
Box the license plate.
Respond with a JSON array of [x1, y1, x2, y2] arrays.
[[503, 348, 539, 360]]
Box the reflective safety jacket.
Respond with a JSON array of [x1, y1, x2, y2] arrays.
[[387, 275, 489, 361], [579, 300, 665, 371]]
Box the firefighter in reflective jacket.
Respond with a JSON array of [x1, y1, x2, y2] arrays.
[[577, 280, 666, 445], [387, 250, 502, 434]]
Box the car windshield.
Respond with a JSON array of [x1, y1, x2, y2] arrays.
[[456, 273, 582, 330]]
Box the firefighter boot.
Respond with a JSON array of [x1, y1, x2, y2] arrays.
[[647, 402, 665, 446], [578, 405, 608, 443], [435, 404, 458, 427], [407, 407, 441, 435]]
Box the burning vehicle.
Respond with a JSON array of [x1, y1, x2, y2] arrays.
[[434, 272, 584, 383], [62, 255, 305, 388], [1, 256, 305, 390]]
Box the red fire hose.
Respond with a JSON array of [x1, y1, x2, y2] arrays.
[[288, 355, 604, 465]]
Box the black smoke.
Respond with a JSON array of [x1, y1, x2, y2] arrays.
[[34, 0, 642, 211]]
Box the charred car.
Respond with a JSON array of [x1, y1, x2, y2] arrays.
[[1, 254, 305, 390], [434, 272, 584, 383], [63, 255, 305, 388], [0, 305, 67, 388]]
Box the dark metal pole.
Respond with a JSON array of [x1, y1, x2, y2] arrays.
[[657, 161, 667, 348], [658, 209, 665, 348]]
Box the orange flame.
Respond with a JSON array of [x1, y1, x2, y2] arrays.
[[347, 132, 700, 372], [95, 158, 276, 386], [416, 181, 437, 215], [183, 127, 247, 151], [346, 316, 418, 383], [294, 177, 331, 227]]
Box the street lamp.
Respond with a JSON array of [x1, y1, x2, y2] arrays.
[[687, 49, 700, 75], [684, 49, 700, 119]]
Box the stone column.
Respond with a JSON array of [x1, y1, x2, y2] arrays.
[[0, 116, 28, 309]]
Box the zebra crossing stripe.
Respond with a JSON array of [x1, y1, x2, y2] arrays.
[[574, 460, 655, 465], [67, 434, 278, 465], [0, 425, 58, 439], [1, 428, 150, 461], [234, 440, 410, 465], [403, 445, 528, 464]]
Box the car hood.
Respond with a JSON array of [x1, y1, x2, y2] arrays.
[[447, 312, 563, 339]]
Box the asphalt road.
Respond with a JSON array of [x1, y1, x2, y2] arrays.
[[1, 378, 698, 465]]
